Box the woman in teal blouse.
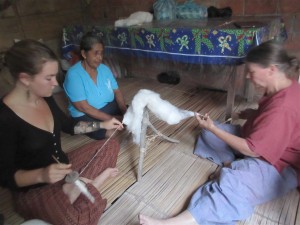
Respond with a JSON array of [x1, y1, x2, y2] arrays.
[[64, 32, 127, 140]]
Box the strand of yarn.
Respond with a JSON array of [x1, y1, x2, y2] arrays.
[[79, 124, 121, 175], [145, 134, 159, 150]]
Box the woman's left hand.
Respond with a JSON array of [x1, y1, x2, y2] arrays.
[[102, 117, 124, 130], [195, 113, 215, 130]]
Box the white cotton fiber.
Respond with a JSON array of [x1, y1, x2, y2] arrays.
[[115, 11, 153, 27], [123, 89, 194, 144], [20, 219, 51, 225]]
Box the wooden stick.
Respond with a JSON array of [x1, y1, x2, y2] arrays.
[[137, 108, 180, 182], [52, 155, 61, 164], [222, 118, 232, 124]]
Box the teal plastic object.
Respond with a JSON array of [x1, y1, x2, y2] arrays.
[[176, 0, 207, 19], [153, 0, 177, 21]]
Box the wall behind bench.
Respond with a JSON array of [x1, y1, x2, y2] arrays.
[[1, 0, 299, 57], [88, 0, 300, 58], [86, 0, 300, 98], [0, 0, 84, 55], [0, 0, 299, 98]]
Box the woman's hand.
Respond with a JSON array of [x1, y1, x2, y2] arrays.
[[41, 163, 72, 184], [102, 117, 124, 130], [195, 113, 215, 131]]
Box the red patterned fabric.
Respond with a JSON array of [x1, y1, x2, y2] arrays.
[[14, 139, 120, 225]]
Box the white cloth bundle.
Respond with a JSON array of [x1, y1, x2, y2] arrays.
[[123, 89, 194, 144], [20, 219, 51, 225], [115, 11, 153, 27]]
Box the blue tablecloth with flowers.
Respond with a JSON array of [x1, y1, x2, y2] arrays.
[[61, 16, 285, 65]]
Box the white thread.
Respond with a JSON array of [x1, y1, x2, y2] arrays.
[[79, 125, 121, 175], [74, 180, 95, 203], [123, 89, 195, 144]]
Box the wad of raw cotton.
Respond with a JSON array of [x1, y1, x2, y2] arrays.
[[123, 89, 194, 144], [115, 11, 153, 27]]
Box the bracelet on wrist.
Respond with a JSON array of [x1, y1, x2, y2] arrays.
[[92, 121, 101, 129]]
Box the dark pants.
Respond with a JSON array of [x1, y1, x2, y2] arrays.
[[73, 100, 122, 140]]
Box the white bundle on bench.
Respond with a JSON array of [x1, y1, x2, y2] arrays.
[[115, 11, 153, 27]]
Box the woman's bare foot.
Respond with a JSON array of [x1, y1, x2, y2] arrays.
[[139, 211, 198, 225], [139, 214, 164, 225], [92, 167, 119, 189]]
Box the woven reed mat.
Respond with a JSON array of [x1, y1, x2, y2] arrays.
[[238, 189, 300, 225], [100, 149, 217, 225], [1, 77, 299, 225], [0, 188, 24, 224], [100, 78, 300, 225], [97, 81, 226, 209]]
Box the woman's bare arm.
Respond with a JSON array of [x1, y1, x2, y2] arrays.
[[196, 114, 259, 157], [14, 163, 72, 187], [74, 119, 123, 134]]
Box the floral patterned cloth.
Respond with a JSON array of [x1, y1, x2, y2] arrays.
[[61, 16, 285, 65]]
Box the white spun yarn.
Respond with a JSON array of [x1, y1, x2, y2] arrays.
[[123, 89, 194, 144]]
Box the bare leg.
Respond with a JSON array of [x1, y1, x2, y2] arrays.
[[139, 211, 198, 225]]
